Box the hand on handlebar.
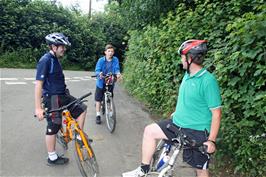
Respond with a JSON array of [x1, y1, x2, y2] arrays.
[[203, 140, 216, 154], [99, 72, 104, 79], [35, 108, 45, 121], [116, 73, 122, 81]]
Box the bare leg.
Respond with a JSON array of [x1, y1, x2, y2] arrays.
[[77, 110, 87, 130], [46, 134, 56, 152], [196, 169, 209, 177], [96, 101, 101, 113], [142, 123, 168, 164]]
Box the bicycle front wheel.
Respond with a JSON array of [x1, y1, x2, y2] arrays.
[[74, 135, 99, 177], [105, 96, 116, 133]]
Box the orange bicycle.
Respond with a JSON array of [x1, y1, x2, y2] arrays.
[[45, 92, 99, 177]]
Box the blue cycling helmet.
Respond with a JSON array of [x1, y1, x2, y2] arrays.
[[45, 33, 71, 46]]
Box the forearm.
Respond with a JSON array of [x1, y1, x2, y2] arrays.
[[35, 81, 43, 109], [208, 108, 222, 141]]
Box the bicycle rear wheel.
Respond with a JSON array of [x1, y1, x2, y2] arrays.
[[105, 95, 116, 133], [74, 134, 99, 177]]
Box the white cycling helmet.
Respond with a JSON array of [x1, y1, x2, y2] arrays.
[[45, 33, 71, 46]]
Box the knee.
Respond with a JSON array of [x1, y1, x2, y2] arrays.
[[46, 124, 60, 135], [143, 124, 157, 138]]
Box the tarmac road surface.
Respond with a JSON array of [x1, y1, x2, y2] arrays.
[[0, 68, 195, 177]]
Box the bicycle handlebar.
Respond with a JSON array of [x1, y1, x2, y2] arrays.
[[166, 123, 208, 154], [91, 73, 117, 79], [47, 92, 92, 114]]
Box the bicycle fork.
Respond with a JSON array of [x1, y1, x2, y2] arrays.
[[74, 130, 94, 161]]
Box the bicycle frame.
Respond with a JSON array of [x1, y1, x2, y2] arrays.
[[62, 110, 94, 159], [157, 143, 182, 177], [40, 92, 98, 177]]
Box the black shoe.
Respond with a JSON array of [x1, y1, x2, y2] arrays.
[[47, 156, 69, 166], [96, 115, 101, 124]]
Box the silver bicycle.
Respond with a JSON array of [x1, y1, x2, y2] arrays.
[[101, 73, 116, 133], [92, 73, 117, 133], [148, 124, 208, 177]]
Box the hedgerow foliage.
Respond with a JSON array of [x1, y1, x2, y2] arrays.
[[123, 0, 266, 176], [0, 0, 126, 70]]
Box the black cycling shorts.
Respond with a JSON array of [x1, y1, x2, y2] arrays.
[[157, 119, 210, 170], [42, 94, 87, 135], [94, 86, 114, 102]]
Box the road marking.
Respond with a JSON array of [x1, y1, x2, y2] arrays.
[[73, 77, 83, 79], [1, 76, 92, 85], [24, 78, 35, 80], [68, 80, 80, 82], [0, 78, 18, 81], [5, 82, 27, 85], [80, 78, 91, 80]]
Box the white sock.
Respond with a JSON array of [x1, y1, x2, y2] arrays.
[[77, 134, 82, 140], [48, 151, 58, 161], [96, 112, 101, 116]]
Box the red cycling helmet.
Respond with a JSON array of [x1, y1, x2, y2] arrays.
[[178, 40, 207, 55]]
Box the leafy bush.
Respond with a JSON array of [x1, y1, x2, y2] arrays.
[[0, 48, 41, 68], [0, 0, 127, 70]]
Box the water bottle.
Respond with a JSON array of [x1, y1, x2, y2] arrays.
[[156, 154, 170, 172], [156, 143, 171, 172]]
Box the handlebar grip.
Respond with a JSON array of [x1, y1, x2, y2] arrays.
[[91, 75, 97, 78], [79, 92, 92, 100], [198, 144, 208, 154]]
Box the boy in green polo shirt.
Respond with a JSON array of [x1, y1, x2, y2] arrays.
[[122, 40, 222, 177]]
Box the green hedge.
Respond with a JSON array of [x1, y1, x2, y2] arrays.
[[0, 0, 126, 70], [0, 48, 41, 68], [123, 0, 266, 176]]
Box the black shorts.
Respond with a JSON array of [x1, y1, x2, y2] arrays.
[[157, 119, 210, 170], [95, 86, 114, 102], [42, 94, 87, 134]]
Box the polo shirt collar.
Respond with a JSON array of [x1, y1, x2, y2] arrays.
[[186, 68, 207, 79]]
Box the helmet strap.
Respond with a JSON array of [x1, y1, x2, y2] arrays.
[[185, 54, 193, 74], [50, 45, 59, 58]]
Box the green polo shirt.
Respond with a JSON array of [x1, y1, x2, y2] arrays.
[[173, 68, 221, 132]]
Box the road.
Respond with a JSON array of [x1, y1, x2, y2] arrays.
[[0, 68, 195, 177]]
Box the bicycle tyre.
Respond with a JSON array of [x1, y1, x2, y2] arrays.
[[74, 135, 99, 177], [101, 100, 105, 115], [105, 95, 116, 133]]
